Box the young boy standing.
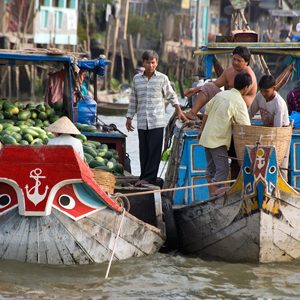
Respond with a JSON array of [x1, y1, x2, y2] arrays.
[[249, 75, 289, 127], [249, 75, 290, 180]]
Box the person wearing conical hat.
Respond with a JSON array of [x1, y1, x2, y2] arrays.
[[47, 116, 84, 160]]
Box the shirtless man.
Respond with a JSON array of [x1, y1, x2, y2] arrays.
[[185, 46, 257, 120]]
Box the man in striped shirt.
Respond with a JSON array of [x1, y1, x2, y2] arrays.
[[126, 50, 186, 186]]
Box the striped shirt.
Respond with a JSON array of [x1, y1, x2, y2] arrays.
[[126, 71, 179, 130]]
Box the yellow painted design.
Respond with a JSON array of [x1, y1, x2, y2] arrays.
[[251, 197, 258, 211], [277, 175, 299, 195], [240, 196, 259, 215], [262, 197, 281, 216], [272, 201, 279, 215], [262, 199, 267, 210], [229, 174, 243, 193], [257, 148, 264, 157]]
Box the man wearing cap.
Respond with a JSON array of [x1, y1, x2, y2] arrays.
[[47, 116, 84, 160]]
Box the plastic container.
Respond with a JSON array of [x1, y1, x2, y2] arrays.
[[77, 95, 97, 125]]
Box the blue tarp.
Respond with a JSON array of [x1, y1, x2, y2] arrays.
[[76, 58, 109, 76]]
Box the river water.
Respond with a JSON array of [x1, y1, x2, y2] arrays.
[[1, 105, 300, 299]]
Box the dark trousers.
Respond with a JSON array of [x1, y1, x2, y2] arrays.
[[138, 127, 164, 183], [205, 145, 229, 184]]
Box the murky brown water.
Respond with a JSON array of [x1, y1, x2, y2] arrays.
[[1, 108, 300, 299], [1, 253, 300, 299]]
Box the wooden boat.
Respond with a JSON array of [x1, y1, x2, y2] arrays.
[[161, 41, 300, 261], [173, 143, 300, 263], [0, 145, 165, 265], [97, 91, 129, 116], [98, 101, 129, 116]]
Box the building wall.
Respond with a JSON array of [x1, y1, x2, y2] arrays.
[[34, 0, 78, 45]]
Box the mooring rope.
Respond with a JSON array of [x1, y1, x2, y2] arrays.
[[105, 207, 126, 279], [120, 179, 236, 197]]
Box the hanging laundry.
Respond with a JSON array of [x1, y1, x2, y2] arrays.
[[45, 68, 65, 104]]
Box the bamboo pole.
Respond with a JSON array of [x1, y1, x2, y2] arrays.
[[84, 0, 90, 56], [127, 34, 136, 74], [8, 66, 11, 99], [22, 0, 35, 45], [0, 0, 5, 33], [194, 0, 200, 75], [15, 67, 19, 100], [120, 43, 125, 83], [110, 16, 120, 81], [122, 0, 129, 40]]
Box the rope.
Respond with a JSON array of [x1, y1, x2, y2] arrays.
[[105, 208, 126, 279], [121, 179, 236, 197], [111, 193, 131, 212]]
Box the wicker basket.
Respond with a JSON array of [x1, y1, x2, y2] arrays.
[[92, 169, 116, 194], [233, 124, 292, 166]]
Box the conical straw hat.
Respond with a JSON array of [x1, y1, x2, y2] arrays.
[[46, 116, 81, 135]]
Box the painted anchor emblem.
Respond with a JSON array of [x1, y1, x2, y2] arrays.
[[256, 148, 265, 169], [25, 168, 49, 206]]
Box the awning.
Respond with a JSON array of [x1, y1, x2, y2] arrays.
[[269, 9, 300, 17]]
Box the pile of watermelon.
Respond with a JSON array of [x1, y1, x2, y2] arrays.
[[75, 123, 124, 175], [0, 99, 61, 145], [0, 99, 125, 175]]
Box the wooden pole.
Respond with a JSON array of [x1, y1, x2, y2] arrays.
[[105, 15, 113, 59], [8, 66, 11, 99], [15, 67, 19, 100], [194, 0, 200, 75], [122, 0, 129, 40], [30, 65, 36, 101], [0, 68, 8, 98], [93, 72, 98, 102], [0, 0, 5, 33], [120, 42, 125, 83], [104, 15, 113, 91], [84, 0, 90, 56], [22, 0, 35, 45], [110, 16, 120, 81], [127, 34, 136, 74]]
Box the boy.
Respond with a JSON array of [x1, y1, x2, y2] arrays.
[[249, 75, 289, 127], [249, 75, 290, 180]]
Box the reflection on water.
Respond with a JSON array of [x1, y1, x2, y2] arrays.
[[1, 253, 300, 299], [1, 109, 300, 299]]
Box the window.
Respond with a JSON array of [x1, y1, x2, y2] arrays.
[[53, 0, 64, 8], [41, 10, 49, 28], [39, 0, 51, 6], [66, 0, 76, 9], [56, 11, 63, 29]]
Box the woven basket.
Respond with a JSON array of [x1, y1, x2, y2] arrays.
[[233, 124, 292, 166], [92, 169, 116, 194]]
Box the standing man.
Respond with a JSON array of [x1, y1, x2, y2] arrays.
[[126, 50, 187, 187], [199, 72, 252, 196], [185, 46, 257, 120]]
